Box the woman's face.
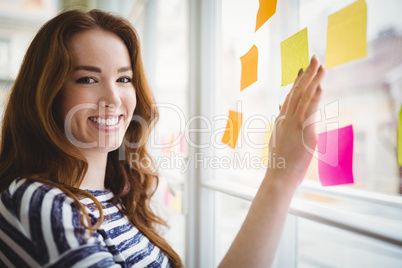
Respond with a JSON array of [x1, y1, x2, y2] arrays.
[[59, 29, 136, 154]]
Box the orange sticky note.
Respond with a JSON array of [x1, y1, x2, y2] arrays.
[[222, 110, 243, 149], [240, 45, 258, 91], [325, 0, 367, 68], [280, 28, 309, 86], [255, 0, 278, 32]]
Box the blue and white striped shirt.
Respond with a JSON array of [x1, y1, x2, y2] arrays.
[[0, 178, 170, 267]]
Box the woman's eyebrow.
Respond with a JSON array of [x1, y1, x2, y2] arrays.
[[118, 66, 132, 73], [74, 66, 131, 73], [75, 66, 101, 73]]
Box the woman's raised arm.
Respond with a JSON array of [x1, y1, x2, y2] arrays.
[[219, 55, 325, 268]]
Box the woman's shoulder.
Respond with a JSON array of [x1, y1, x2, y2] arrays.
[[0, 177, 78, 226], [0, 180, 119, 266], [2, 177, 71, 206]]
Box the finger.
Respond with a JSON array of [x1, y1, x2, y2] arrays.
[[279, 68, 304, 117], [286, 55, 320, 115], [278, 92, 290, 119], [293, 68, 304, 84], [296, 65, 326, 119], [303, 85, 323, 126]]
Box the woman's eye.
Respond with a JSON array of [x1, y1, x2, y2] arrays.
[[76, 77, 97, 84], [117, 77, 132, 83]]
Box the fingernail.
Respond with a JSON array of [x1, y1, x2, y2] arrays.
[[298, 68, 303, 76], [311, 54, 316, 64], [318, 65, 322, 72]]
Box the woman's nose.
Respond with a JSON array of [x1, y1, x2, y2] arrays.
[[99, 82, 122, 110]]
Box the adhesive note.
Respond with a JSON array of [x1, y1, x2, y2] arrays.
[[173, 190, 182, 214], [325, 0, 367, 68], [280, 28, 309, 86], [255, 0, 278, 32], [398, 105, 402, 166], [222, 110, 243, 149], [262, 123, 273, 166], [318, 125, 354, 186], [167, 134, 175, 153], [179, 131, 185, 154], [240, 45, 258, 91], [163, 186, 171, 207]]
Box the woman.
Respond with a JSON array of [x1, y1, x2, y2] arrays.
[[0, 9, 325, 268]]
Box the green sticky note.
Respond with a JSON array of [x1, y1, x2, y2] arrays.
[[325, 0, 367, 68], [398, 105, 402, 166], [280, 28, 309, 86]]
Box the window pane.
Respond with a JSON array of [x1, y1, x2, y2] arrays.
[[217, 0, 402, 196], [149, 0, 189, 262], [298, 217, 402, 267], [300, 0, 402, 195], [216, 0, 300, 189], [215, 192, 251, 266]]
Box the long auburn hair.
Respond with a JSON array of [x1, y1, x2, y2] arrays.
[[0, 9, 182, 267]]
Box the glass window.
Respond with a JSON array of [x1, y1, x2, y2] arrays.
[[145, 0, 189, 262], [216, 0, 402, 194], [216, 0, 300, 189], [215, 192, 250, 266], [298, 217, 402, 267], [299, 0, 402, 195], [213, 0, 402, 266]]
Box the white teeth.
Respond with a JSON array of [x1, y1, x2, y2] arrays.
[[89, 116, 120, 126]]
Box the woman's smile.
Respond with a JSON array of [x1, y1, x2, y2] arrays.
[[88, 114, 124, 133]]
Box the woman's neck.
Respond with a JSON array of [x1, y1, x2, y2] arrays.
[[79, 151, 108, 190]]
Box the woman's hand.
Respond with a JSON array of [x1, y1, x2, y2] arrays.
[[267, 55, 325, 189], [219, 55, 325, 268]]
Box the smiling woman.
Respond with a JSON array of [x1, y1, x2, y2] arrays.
[[0, 9, 182, 267]]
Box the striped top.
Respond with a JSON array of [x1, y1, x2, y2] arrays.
[[0, 178, 170, 267]]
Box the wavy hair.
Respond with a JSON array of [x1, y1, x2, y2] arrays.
[[0, 9, 182, 267]]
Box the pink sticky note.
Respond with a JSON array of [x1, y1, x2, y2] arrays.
[[164, 186, 171, 207], [317, 125, 354, 186], [179, 131, 185, 154]]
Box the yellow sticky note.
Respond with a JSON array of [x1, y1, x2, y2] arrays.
[[262, 123, 273, 166], [222, 110, 243, 149], [255, 0, 278, 32], [240, 45, 258, 91], [325, 0, 367, 68], [280, 28, 309, 86], [173, 190, 182, 214], [398, 105, 402, 166]]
